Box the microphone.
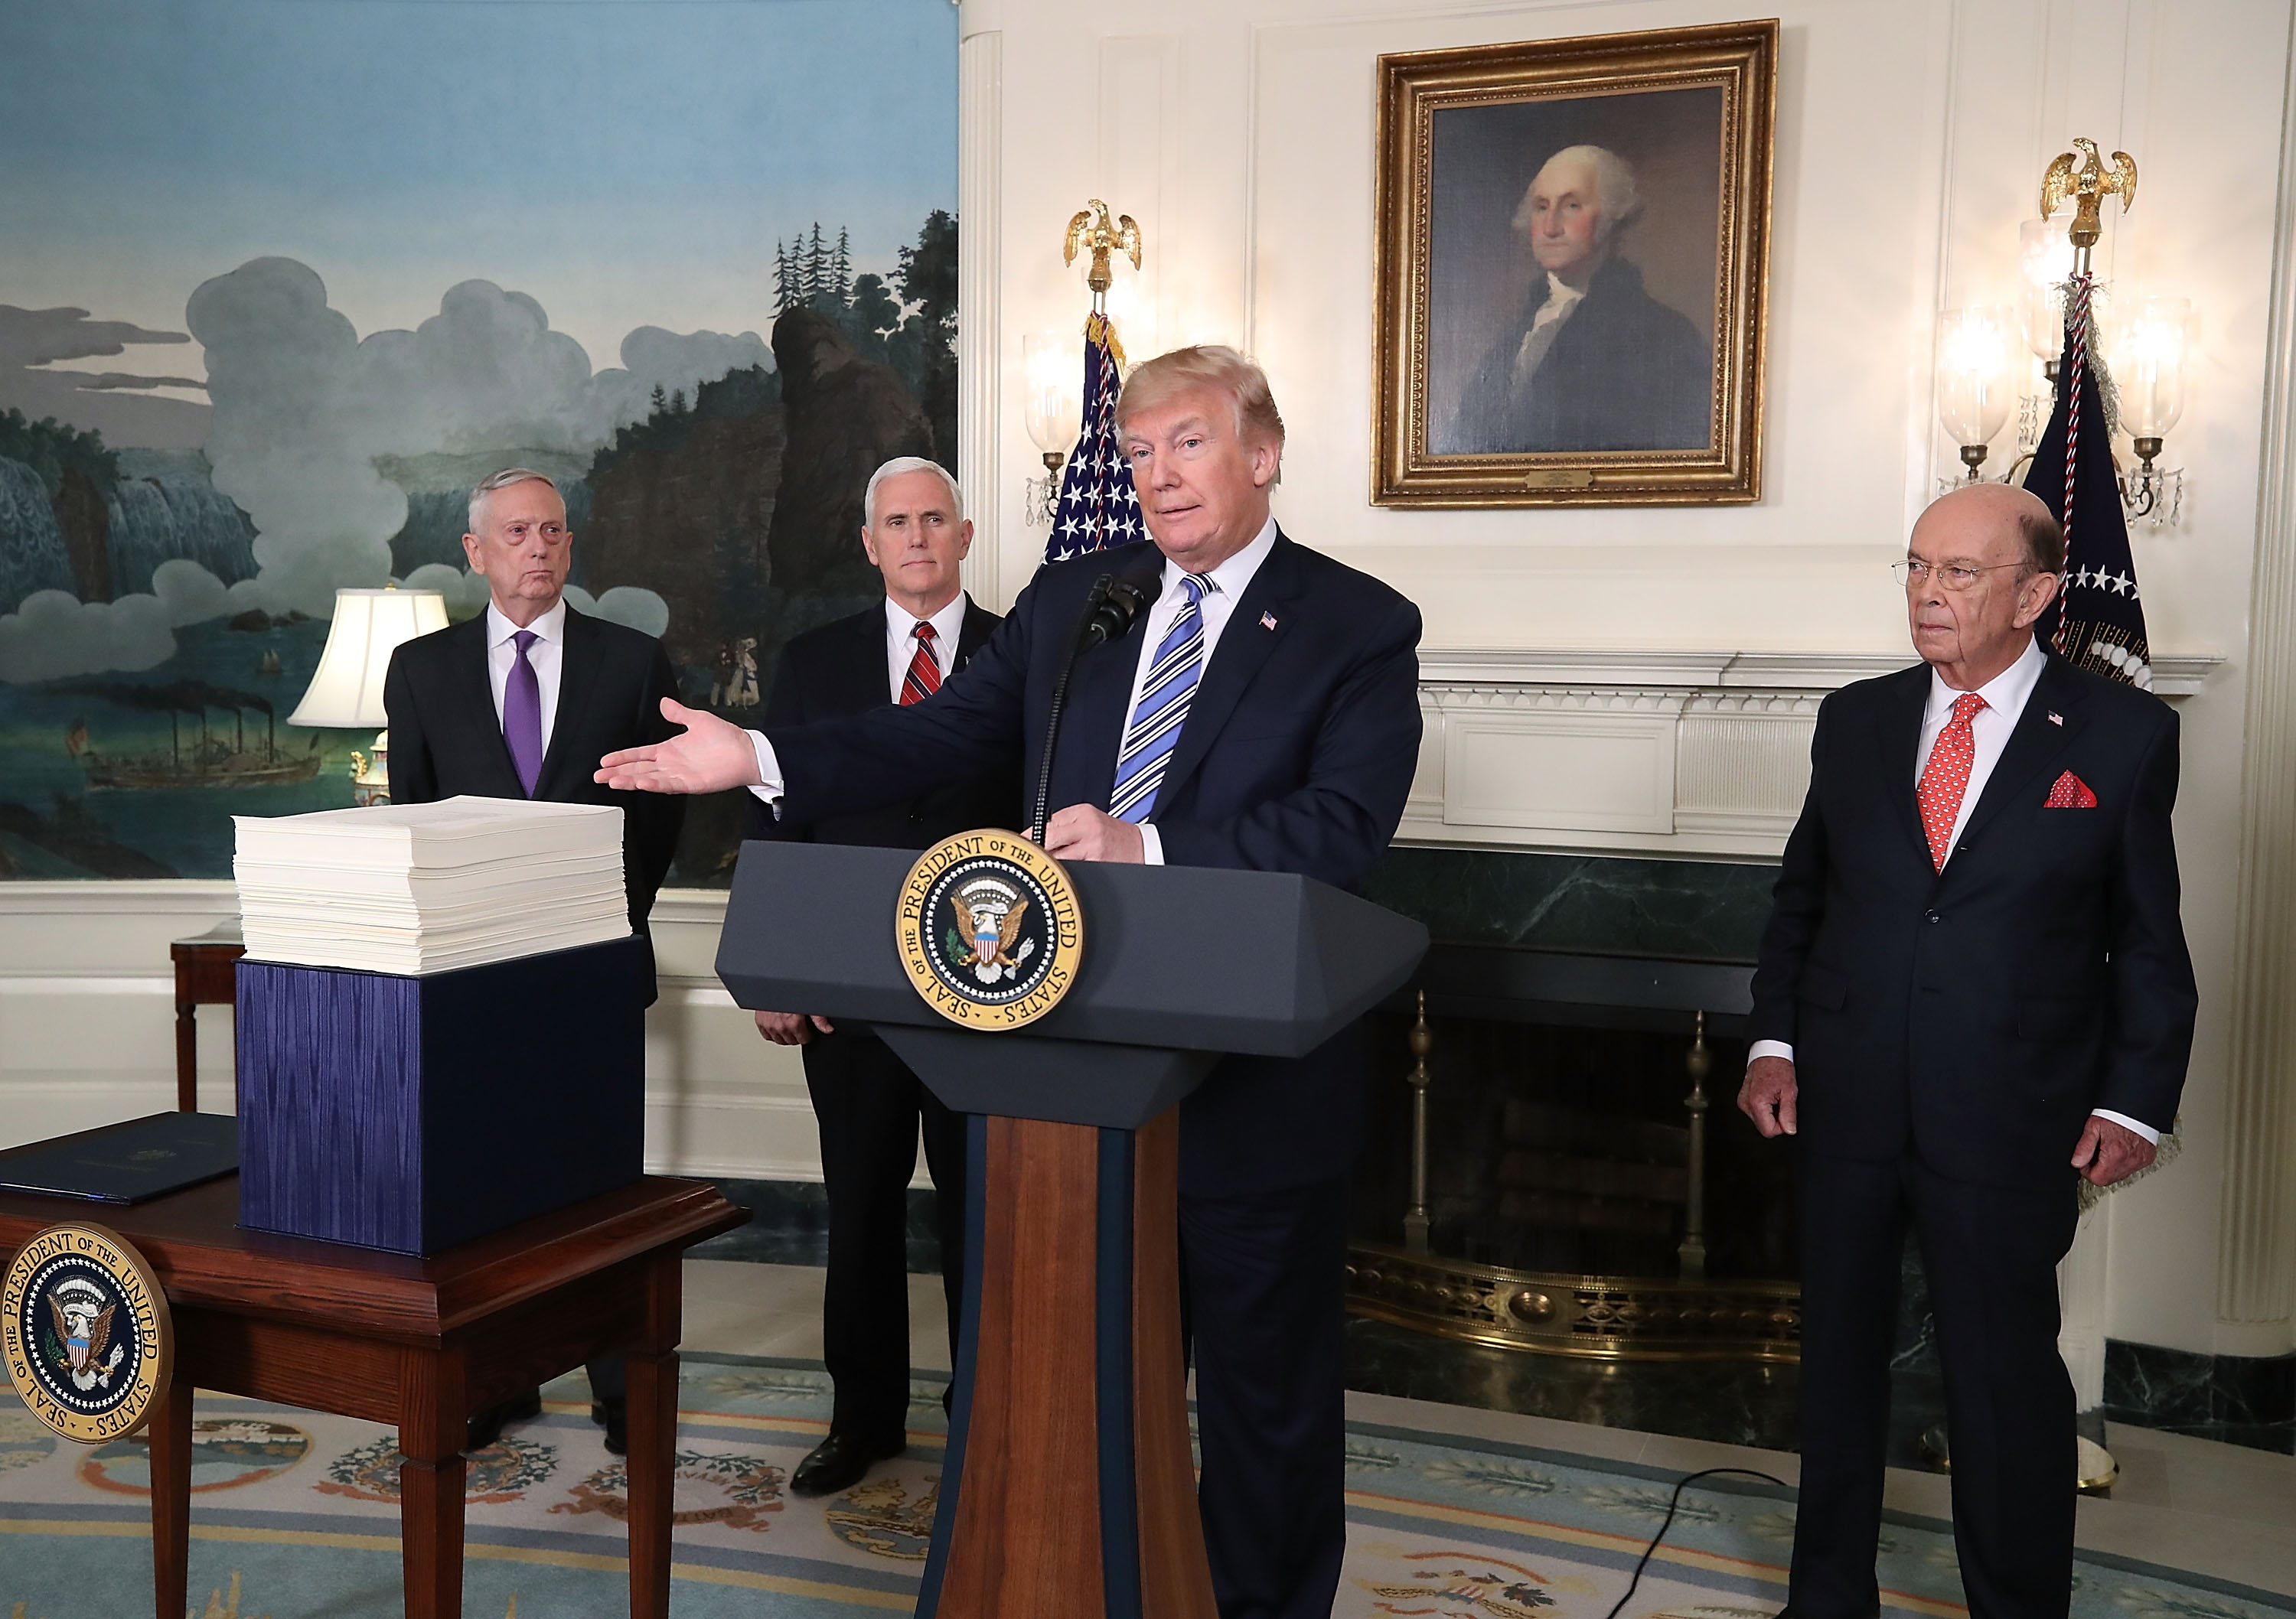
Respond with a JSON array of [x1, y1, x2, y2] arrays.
[[1079, 572, 1158, 648], [1030, 565, 1163, 842]]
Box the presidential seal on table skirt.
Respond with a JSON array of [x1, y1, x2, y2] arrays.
[[2, 1223, 173, 1443], [895, 829, 1083, 1029]]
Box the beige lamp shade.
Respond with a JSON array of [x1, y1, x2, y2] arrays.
[[287, 587, 449, 728]]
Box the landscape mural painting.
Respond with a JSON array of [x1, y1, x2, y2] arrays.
[[0, 0, 957, 882]]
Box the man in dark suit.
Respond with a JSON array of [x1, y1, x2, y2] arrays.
[[746, 456, 1016, 1498], [598, 347, 1424, 1619], [1739, 482, 2195, 1619], [385, 466, 685, 1456], [1445, 144, 1711, 454]]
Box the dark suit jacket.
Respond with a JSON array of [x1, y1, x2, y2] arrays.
[[768, 533, 1424, 1195], [1748, 652, 2196, 1188], [1450, 257, 1712, 454], [744, 598, 1017, 849], [383, 606, 687, 994]]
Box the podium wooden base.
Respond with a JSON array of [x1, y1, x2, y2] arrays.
[[921, 1108, 1217, 1618]]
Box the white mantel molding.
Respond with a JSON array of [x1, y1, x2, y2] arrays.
[[0, 650, 2226, 929], [1401, 648, 2223, 863]]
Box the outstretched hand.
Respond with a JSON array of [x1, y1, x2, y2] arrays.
[[2072, 1113, 2157, 1187], [596, 699, 764, 794]]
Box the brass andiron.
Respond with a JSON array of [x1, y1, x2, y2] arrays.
[[1403, 991, 1433, 1253], [1678, 1011, 1711, 1279]]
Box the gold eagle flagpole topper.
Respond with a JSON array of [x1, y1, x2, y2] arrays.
[[1063, 199, 1142, 311], [2040, 136, 2137, 273]]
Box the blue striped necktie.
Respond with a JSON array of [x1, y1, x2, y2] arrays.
[[1109, 573, 1212, 823]]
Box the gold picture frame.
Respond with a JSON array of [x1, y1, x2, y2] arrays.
[[1374, 20, 1776, 507]]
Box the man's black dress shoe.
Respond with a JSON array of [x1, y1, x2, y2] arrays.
[[790, 1432, 903, 1498], [592, 1396, 628, 1456], [465, 1388, 542, 1451]]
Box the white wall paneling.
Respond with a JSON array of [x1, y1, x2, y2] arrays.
[[957, 0, 2288, 1356], [2216, 7, 2296, 1354], [958, 28, 1006, 609]]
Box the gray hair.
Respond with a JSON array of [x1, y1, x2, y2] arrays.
[[468, 467, 561, 533], [863, 457, 964, 529], [1515, 145, 1644, 240]]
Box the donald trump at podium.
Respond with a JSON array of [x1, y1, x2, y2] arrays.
[[599, 346, 1424, 1619]]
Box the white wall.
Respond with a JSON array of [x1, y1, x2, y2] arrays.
[[954, 0, 2296, 1359]]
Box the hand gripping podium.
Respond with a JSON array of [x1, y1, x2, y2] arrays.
[[716, 841, 1427, 1618]]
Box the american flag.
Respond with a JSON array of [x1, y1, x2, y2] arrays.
[[2022, 273, 2151, 689], [1044, 311, 1142, 565]]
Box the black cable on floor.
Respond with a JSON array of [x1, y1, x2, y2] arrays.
[[1602, 1465, 1794, 1619]]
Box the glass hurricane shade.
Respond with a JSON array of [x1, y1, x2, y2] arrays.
[[1936, 305, 2016, 447], [1021, 332, 1081, 458], [2018, 216, 2077, 361], [1101, 277, 1157, 358], [2109, 295, 2191, 439], [287, 587, 448, 728]]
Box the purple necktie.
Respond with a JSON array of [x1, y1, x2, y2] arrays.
[[504, 628, 543, 796]]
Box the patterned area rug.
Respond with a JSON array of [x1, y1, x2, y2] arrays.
[[0, 1354, 2286, 1618]]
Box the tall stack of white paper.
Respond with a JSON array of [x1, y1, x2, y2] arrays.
[[234, 796, 631, 975]]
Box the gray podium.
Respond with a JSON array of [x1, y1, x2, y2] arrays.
[[716, 841, 1427, 1619]]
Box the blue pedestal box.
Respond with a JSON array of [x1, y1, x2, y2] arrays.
[[235, 937, 647, 1255]]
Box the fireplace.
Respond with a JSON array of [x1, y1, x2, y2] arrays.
[[1347, 940, 1801, 1360]]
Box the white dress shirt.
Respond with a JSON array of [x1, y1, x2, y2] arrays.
[[882, 591, 968, 704], [1510, 274, 1587, 394], [484, 598, 566, 757], [1747, 635, 2157, 1144], [1115, 514, 1280, 864], [745, 518, 1283, 866]]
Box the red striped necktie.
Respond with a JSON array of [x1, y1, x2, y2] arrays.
[[901, 621, 942, 705]]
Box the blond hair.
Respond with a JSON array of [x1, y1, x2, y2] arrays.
[[1114, 345, 1286, 450]]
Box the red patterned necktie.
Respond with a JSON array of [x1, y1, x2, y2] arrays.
[[1916, 691, 1988, 871], [901, 621, 941, 705]]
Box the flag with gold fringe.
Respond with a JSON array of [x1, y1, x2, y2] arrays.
[[1044, 311, 1141, 565], [2021, 274, 2151, 689]]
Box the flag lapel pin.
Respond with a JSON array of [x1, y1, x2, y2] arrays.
[[2047, 712, 2063, 726], [1261, 611, 1279, 630]]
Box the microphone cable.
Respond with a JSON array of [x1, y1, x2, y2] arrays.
[[1600, 1465, 1793, 1619]]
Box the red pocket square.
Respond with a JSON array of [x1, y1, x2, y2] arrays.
[[2043, 770, 2099, 809]]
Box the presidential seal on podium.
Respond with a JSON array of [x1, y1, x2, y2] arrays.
[[895, 829, 1084, 1029], [2, 1222, 173, 1442]]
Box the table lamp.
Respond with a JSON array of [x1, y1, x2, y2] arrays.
[[288, 585, 449, 805]]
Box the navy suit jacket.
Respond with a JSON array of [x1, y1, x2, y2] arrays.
[[384, 607, 686, 996], [743, 597, 1018, 849], [768, 531, 1424, 1194], [1748, 652, 2196, 1188]]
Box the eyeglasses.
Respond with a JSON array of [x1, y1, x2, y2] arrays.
[[1891, 559, 2032, 591]]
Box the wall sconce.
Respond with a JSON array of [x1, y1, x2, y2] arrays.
[[1936, 305, 2017, 487], [1021, 331, 1079, 527], [1101, 275, 1159, 362], [1988, 207, 2186, 526], [2110, 295, 2189, 524]]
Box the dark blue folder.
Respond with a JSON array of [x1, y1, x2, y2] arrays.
[[0, 1112, 239, 1203]]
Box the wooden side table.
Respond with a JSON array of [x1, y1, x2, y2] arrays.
[[0, 1140, 745, 1619], [168, 921, 244, 1112]]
